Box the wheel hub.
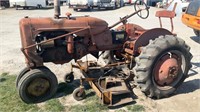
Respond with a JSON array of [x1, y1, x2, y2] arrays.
[[27, 78, 50, 97], [168, 66, 178, 78], [154, 54, 179, 86]]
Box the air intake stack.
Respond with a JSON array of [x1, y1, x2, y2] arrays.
[[54, 0, 61, 19]]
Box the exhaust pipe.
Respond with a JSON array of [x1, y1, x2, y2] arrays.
[[54, 0, 60, 19]]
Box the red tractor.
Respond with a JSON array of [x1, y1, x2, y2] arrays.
[[17, 0, 192, 106]]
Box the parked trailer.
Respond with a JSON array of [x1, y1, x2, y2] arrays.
[[0, 0, 10, 8], [9, 0, 48, 9], [48, 0, 68, 6], [69, 0, 93, 11], [93, 0, 123, 10]]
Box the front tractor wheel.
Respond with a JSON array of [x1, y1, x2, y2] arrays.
[[18, 68, 58, 103], [134, 35, 192, 98], [16, 66, 50, 88]]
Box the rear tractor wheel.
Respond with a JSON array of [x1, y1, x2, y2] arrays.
[[134, 35, 192, 98], [18, 68, 58, 103]]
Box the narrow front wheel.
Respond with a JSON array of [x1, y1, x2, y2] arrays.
[[18, 68, 58, 103]]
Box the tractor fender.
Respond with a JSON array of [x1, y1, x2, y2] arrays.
[[133, 28, 173, 54], [116, 23, 145, 36]]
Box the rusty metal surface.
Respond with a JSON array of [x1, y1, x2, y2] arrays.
[[121, 28, 172, 55], [67, 35, 74, 54], [155, 11, 176, 18], [97, 76, 134, 106], [75, 59, 134, 106], [155, 2, 177, 32], [133, 28, 173, 55], [19, 15, 174, 69], [155, 2, 177, 18], [154, 54, 179, 86], [19, 1, 171, 68], [116, 23, 146, 38], [23, 27, 89, 50], [19, 16, 113, 67]]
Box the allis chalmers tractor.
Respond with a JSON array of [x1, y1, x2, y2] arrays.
[[17, 0, 192, 106]]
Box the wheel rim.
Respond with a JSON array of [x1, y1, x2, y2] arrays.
[[77, 92, 82, 97], [64, 73, 74, 83], [153, 50, 186, 89], [27, 78, 50, 97]]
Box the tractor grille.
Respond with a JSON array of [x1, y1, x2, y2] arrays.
[[100, 0, 111, 3]]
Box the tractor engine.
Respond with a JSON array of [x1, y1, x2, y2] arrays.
[[34, 30, 93, 64], [19, 16, 112, 67]]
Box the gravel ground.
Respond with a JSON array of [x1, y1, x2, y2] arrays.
[[0, 5, 199, 112]]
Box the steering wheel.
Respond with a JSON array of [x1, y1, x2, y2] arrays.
[[134, 0, 149, 19]]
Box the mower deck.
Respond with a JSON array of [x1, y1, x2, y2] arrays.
[[73, 60, 135, 107]]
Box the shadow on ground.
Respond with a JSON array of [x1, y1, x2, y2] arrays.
[[174, 62, 200, 95], [54, 79, 93, 98], [188, 62, 200, 77], [54, 80, 79, 98], [190, 36, 200, 44], [175, 79, 200, 94]]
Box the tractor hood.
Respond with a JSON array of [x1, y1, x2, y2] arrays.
[[19, 16, 108, 34], [19, 16, 113, 51]]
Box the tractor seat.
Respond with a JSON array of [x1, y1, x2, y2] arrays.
[[155, 2, 177, 33], [155, 10, 176, 18], [155, 1, 177, 18]]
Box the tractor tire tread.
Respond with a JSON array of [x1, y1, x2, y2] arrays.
[[133, 35, 192, 98], [18, 68, 58, 104]]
